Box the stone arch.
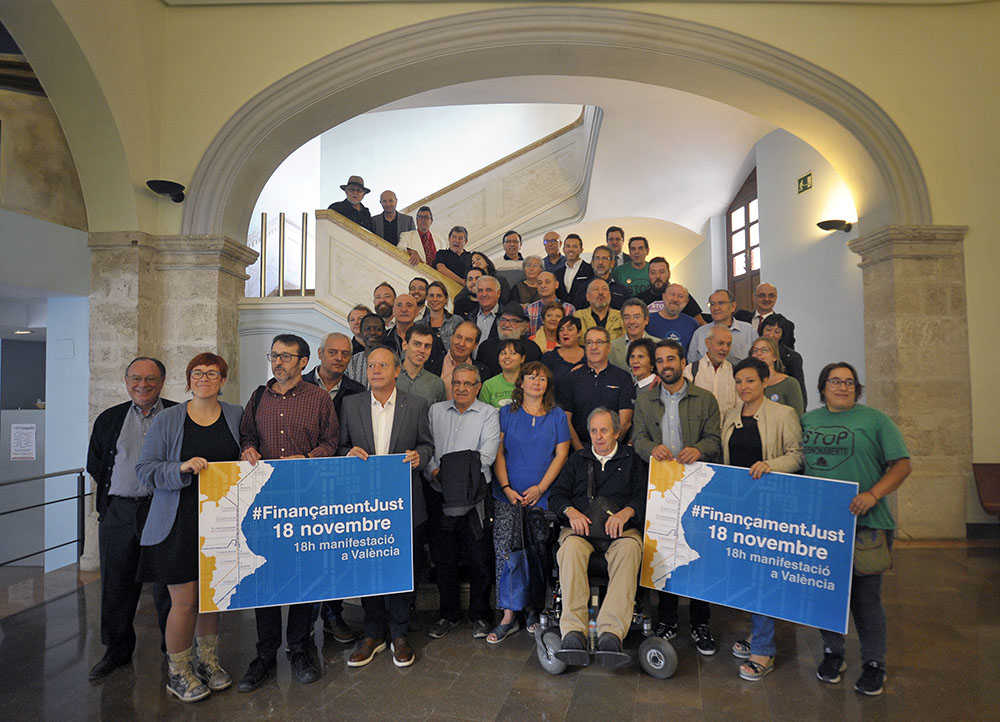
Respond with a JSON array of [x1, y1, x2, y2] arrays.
[[182, 6, 931, 242]]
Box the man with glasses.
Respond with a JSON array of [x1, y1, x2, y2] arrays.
[[237, 334, 340, 691], [558, 326, 635, 451], [542, 230, 566, 274], [302, 332, 366, 644], [735, 282, 796, 349], [803, 362, 910, 696], [327, 175, 373, 231], [476, 301, 542, 379], [400, 205, 437, 267], [86, 357, 174, 680], [688, 289, 755, 364]]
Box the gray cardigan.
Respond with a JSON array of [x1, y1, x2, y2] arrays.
[[137, 401, 244, 546]]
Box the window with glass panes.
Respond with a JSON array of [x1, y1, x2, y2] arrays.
[[726, 170, 759, 311]]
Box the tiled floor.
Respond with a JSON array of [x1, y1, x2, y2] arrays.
[[1, 545, 998, 721]]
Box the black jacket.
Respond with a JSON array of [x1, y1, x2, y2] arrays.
[[548, 444, 647, 530], [476, 336, 542, 380], [380, 327, 447, 376], [87, 398, 177, 518], [735, 309, 796, 350], [778, 343, 807, 406], [327, 199, 373, 232], [301, 367, 366, 417], [556, 260, 594, 309]]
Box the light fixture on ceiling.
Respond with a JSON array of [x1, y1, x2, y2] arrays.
[[13, 329, 32, 335], [817, 219, 852, 233], [146, 179, 185, 203]]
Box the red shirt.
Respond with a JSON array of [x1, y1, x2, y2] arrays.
[[239, 378, 339, 459], [419, 231, 437, 266]]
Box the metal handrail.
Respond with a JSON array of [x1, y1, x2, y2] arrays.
[[0, 468, 88, 565], [0, 467, 85, 488]]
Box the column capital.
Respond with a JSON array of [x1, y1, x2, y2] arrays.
[[848, 224, 968, 267], [88, 232, 259, 279]]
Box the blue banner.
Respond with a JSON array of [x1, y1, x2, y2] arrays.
[[198, 455, 413, 613], [640, 460, 857, 633]]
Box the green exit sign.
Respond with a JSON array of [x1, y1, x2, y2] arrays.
[[797, 172, 813, 194]]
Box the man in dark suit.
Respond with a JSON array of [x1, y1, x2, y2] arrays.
[[734, 282, 796, 349], [86, 357, 174, 679], [370, 190, 415, 247], [327, 175, 373, 231], [556, 233, 593, 306], [338, 346, 434, 669], [301, 331, 365, 642]]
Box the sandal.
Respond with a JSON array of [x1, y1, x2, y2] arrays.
[[486, 619, 521, 645], [739, 657, 775, 681], [731, 639, 751, 660]]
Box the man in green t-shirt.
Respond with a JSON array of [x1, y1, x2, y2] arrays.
[[611, 236, 651, 295], [801, 362, 911, 697]]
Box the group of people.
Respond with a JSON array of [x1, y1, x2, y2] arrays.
[[85, 180, 911, 703]]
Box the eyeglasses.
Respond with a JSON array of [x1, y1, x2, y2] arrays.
[[585, 340, 609, 346], [126, 375, 161, 384], [190, 370, 222, 380], [452, 380, 478, 389], [826, 378, 856, 388], [267, 352, 302, 363]]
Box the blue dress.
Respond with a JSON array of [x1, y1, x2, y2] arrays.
[[496, 405, 571, 510]]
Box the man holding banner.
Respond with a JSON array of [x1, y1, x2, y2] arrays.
[[339, 346, 433, 669], [803, 362, 910, 696], [632, 339, 722, 655], [237, 334, 340, 691]]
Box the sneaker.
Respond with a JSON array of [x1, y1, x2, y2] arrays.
[[289, 648, 321, 685], [654, 622, 678, 640], [323, 614, 359, 644], [237, 656, 275, 693], [195, 659, 232, 691], [471, 619, 491, 639], [167, 666, 211, 703], [816, 650, 847, 684], [854, 661, 886, 696], [690, 625, 718, 656], [427, 618, 459, 639]]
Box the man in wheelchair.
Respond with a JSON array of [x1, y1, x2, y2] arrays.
[[547, 407, 646, 668]]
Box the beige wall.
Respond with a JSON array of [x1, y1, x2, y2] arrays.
[[0, 89, 86, 230], [15, 1, 1000, 466]]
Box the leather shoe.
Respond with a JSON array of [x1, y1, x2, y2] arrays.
[[347, 637, 387, 668], [391, 637, 415, 668], [237, 656, 276, 693], [289, 648, 321, 684], [89, 651, 130, 680]]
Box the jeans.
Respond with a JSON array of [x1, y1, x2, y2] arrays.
[[749, 614, 776, 656]]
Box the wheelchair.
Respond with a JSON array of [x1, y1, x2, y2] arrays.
[[532, 513, 677, 679]]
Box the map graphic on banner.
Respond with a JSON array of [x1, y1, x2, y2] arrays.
[[198, 455, 413, 613], [641, 459, 858, 634]]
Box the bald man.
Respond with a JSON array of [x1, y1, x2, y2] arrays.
[[542, 231, 566, 274], [734, 282, 796, 349], [370, 190, 415, 247]]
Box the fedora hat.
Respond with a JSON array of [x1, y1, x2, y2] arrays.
[[340, 175, 371, 193]]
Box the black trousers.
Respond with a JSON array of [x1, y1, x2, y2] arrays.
[[658, 591, 711, 628], [254, 603, 318, 660], [98, 496, 171, 658], [429, 500, 493, 623], [361, 593, 411, 642]]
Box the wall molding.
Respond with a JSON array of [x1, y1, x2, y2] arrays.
[[182, 6, 932, 241]]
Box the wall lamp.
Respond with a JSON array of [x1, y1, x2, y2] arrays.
[[817, 219, 852, 233], [146, 179, 185, 203]]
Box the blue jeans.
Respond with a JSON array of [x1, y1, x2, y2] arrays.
[[749, 614, 776, 656]]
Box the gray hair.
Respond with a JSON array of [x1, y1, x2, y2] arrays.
[[320, 332, 351, 347], [452, 362, 482, 385], [478, 275, 500, 291], [522, 255, 543, 272], [711, 288, 735, 303], [620, 297, 649, 318], [587, 407, 621, 435]]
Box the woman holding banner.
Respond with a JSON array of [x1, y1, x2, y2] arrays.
[[137, 353, 243, 703], [721, 357, 803, 682]]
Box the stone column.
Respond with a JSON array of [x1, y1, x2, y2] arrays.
[[848, 225, 971, 539], [79, 232, 257, 571]]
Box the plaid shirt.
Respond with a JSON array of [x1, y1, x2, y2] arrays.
[[239, 378, 339, 459], [525, 299, 575, 334]]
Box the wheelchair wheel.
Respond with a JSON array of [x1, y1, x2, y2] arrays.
[[535, 627, 567, 675], [638, 636, 677, 679]]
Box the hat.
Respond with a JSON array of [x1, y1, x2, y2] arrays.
[[340, 175, 371, 193], [500, 301, 528, 322]]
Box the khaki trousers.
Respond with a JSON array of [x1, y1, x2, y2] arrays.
[[556, 527, 642, 641]]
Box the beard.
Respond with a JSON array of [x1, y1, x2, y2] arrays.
[[649, 280, 668, 296], [375, 302, 393, 318], [658, 367, 683, 385]]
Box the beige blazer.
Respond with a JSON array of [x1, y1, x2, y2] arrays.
[[721, 397, 803, 473]]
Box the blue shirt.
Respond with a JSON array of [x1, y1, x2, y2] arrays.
[[647, 313, 699, 353], [659, 382, 689, 455], [543, 254, 566, 274], [496, 405, 571, 509], [426, 399, 501, 485], [108, 399, 164, 497], [688, 319, 755, 364]]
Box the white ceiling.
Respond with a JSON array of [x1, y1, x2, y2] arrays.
[[379, 75, 776, 234]]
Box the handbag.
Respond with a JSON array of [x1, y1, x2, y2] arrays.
[[579, 461, 621, 549], [853, 528, 892, 575], [497, 503, 530, 611]]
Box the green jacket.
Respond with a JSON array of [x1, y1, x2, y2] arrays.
[[631, 383, 722, 463]]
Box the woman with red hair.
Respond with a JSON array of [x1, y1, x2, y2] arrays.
[[137, 353, 243, 703]]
